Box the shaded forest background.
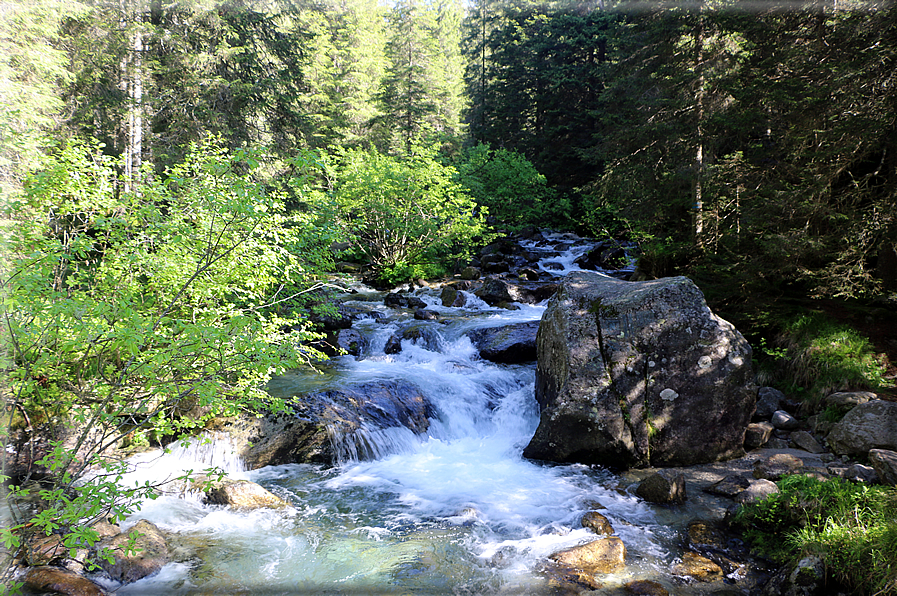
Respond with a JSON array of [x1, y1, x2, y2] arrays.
[[3, 0, 897, 374]]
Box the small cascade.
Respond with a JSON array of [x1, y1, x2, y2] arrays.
[[103, 231, 760, 595]]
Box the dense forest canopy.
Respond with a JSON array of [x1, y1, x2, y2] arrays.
[[3, 0, 895, 302]]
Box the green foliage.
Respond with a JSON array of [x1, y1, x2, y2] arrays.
[[733, 474, 897, 595], [330, 145, 490, 284], [1, 138, 331, 583], [457, 143, 564, 229], [777, 312, 890, 406]]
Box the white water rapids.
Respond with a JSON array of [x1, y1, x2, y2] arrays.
[[97, 233, 726, 595]]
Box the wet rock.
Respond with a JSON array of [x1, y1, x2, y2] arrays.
[[704, 474, 751, 498], [400, 324, 444, 351], [518, 267, 541, 281], [760, 555, 825, 596], [336, 328, 366, 357], [869, 448, 897, 485], [790, 430, 825, 454], [754, 387, 785, 420], [624, 579, 669, 595], [549, 537, 627, 574], [198, 477, 289, 509], [384, 334, 402, 355], [225, 380, 436, 467], [481, 254, 510, 273], [542, 563, 603, 592], [581, 511, 614, 536], [98, 519, 170, 584], [573, 241, 630, 271], [685, 520, 748, 575], [753, 453, 803, 480], [744, 422, 774, 449], [468, 321, 540, 364], [384, 292, 427, 309], [635, 471, 687, 504], [440, 286, 467, 308], [735, 479, 779, 504], [771, 410, 800, 430], [414, 308, 440, 321], [671, 551, 723, 581], [827, 400, 897, 456], [23, 566, 107, 596], [475, 278, 524, 306], [524, 273, 756, 468], [459, 266, 481, 280]]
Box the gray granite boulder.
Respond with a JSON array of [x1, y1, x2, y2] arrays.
[[827, 400, 897, 456], [523, 273, 756, 468]]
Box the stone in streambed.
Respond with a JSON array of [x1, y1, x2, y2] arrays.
[[581, 511, 614, 535], [671, 551, 723, 582], [549, 536, 627, 574], [468, 321, 539, 363], [198, 477, 289, 509], [635, 471, 687, 504], [97, 519, 170, 584], [624, 579, 669, 595], [23, 566, 107, 596]]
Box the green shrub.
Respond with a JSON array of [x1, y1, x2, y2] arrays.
[[457, 143, 563, 229], [331, 145, 490, 284], [733, 474, 897, 594], [1, 139, 331, 587]]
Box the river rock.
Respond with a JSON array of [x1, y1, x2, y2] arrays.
[[336, 328, 366, 357], [671, 551, 723, 581], [790, 430, 825, 454], [753, 453, 803, 480], [475, 278, 525, 306], [754, 387, 785, 420], [704, 474, 751, 498], [523, 273, 756, 468], [468, 321, 540, 363], [635, 471, 686, 504], [744, 422, 774, 449], [414, 308, 440, 321], [825, 390, 876, 411], [869, 448, 897, 485], [581, 511, 614, 535], [224, 380, 435, 467], [98, 519, 169, 584], [459, 266, 481, 280], [846, 463, 877, 483], [440, 286, 467, 307], [200, 478, 289, 509], [624, 579, 669, 595], [771, 410, 799, 430], [734, 479, 779, 504], [23, 566, 107, 596], [827, 400, 897, 456], [549, 537, 627, 574]]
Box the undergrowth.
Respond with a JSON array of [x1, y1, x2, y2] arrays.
[[761, 312, 890, 408], [733, 474, 897, 595]]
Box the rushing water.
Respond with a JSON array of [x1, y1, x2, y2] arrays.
[[99, 233, 724, 595]]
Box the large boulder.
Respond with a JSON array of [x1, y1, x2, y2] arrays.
[[827, 400, 897, 456], [523, 273, 756, 468], [468, 321, 540, 363], [23, 567, 107, 596]]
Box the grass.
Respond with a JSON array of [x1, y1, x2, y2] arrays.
[[733, 474, 897, 595], [753, 311, 891, 410]]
